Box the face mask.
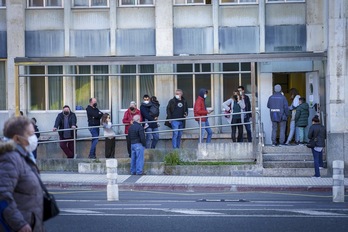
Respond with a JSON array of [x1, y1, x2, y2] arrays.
[[175, 95, 180, 100], [129, 107, 135, 111], [93, 103, 97, 108], [63, 111, 69, 115], [26, 134, 38, 153], [204, 94, 207, 99], [239, 91, 243, 96], [144, 101, 149, 104]]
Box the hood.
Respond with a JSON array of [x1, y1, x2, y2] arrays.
[[199, 88, 207, 99], [0, 139, 16, 154]]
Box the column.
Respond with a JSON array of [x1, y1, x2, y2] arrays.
[[110, 0, 117, 55], [212, 0, 219, 54], [259, 0, 265, 53]]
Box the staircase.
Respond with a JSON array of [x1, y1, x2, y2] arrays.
[[262, 145, 328, 177]]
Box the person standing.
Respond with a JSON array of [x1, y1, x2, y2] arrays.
[[128, 115, 146, 175], [237, 86, 252, 142], [140, 94, 159, 149], [308, 115, 326, 178], [53, 105, 77, 158], [267, 84, 289, 146], [295, 97, 310, 145], [166, 89, 188, 148], [31, 117, 40, 158], [122, 101, 142, 157], [0, 116, 44, 231], [222, 91, 245, 142], [101, 113, 116, 158], [86, 98, 103, 159], [194, 88, 213, 143], [285, 88, 301, 145]]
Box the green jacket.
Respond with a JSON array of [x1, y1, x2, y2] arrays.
[[295, 102, 309, 127]]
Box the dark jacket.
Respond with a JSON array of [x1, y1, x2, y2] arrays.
[[295, 102, 309, 127], [86, 105, 103, 126], [54, 112, 77, 138], [243, 94, 252, 119], [140, 102, 158, 129], [167, 97, 188, 120], [0, 140, 44, 231], [194, 88, 209, 122], [267, 92, 289, 122], [128, 121, 146, 147], [308, 123, 326, 147]]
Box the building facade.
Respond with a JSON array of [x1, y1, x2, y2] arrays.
[[0, 0, 347, 172]]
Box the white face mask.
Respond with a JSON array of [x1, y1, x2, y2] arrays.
[[144, 100, 150, 104], [175, 94, 180, 99], [26, 134, 38, 153], [204, 94, 207, 99]]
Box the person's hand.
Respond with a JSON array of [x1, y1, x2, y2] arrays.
[[130, 120, 134, 125], [18, 224, 32, 232], [53, 128, 57, 131], [208, 110, 214, 114], [154, 117, 158, 120]]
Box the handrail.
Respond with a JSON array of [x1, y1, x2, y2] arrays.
[[35, 110, 263, 159]]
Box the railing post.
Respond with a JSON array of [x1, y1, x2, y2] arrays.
[[332, 160, 345, 203], [73, 127, 77, 159], [199, 117, 202, 143], [106, 159, 119, 201]]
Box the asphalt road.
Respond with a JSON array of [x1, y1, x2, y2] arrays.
[[45, 190, 348, 232]]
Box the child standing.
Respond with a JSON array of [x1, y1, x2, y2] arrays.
[[101, 113, 116, 158], [295, 97, 309, 145]]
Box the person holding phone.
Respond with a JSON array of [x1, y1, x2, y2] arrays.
[[194, 88, 213, 143]]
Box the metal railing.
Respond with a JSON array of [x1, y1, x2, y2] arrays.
[[36, 110, 264, 159]]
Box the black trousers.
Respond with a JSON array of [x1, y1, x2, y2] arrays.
[[126, 135, 131, 158], [231, 118, 243, 142], [105, 137, 115, 158]]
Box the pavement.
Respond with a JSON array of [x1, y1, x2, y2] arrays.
[[41, 172, 348, 192]]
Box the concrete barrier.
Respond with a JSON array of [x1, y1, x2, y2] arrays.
[[197, 143, 255, 161], [332, 160, 345, 202], [106, 159, 119, 201]]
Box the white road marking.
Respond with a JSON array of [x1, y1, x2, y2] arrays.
[[163, 209, 223, 215], [94, 204, 162, 206], [286, 210, 346, 216], [62, 209, 102, 214]]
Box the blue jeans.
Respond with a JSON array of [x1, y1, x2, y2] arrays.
[[89, 128, 99, 158], [244, 117, 252, 142], [286, 120, 296, 144], [297, 126, 308, 143], [145, 127, 159, 149], [171, 120, 183, 148], [198, 120, 212, 143], [312, 148, 323, 177], [130, 143, 145, 175]]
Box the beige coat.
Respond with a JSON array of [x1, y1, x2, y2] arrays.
[[0, 140, 44, 231]]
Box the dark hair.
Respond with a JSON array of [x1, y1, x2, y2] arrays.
[[143, 94, 150, 99], [63, 105, 70, 110], [289, 88, 299, 98], [151, 96, 157, 102], [299, 97, 306, 102], [31, 117, 37, 124], [20, 111, 24, 116], [237, 86, 244, 91], [312, 115, 320, 123], [3, 116, 32, 138], [101, 113, 110, 124], [89, 98, 93, 103]]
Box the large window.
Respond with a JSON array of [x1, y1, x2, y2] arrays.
[[73, 0, 109, 7], [74, 65, 109, 110], [222, 63, 252, 101], [27, 0, 63, 7], [119, 0, 154, 6], [176, 63, 212, 108], [0, 62, 6, 110], [267, 0, 305, 3], [121, 65, 154, 109], [0, 0, 5, 7], [28, 66, 63, 110], [220, 0, 257, 4], [174, 0, 211, 5]]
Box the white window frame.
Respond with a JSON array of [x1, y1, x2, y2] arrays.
[[220, 0, 258, 5], [72, 0, 110, 8], [27, 0, 64, 8], [266, 0, 305, 3], [119, 0, 155, 7], [173, 0, 207, 6]]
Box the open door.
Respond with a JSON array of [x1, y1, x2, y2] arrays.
[[306, 72, 320, 125]]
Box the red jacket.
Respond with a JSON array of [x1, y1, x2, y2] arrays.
[[193, 96, 208, 122], [122, 108, 142, 134]]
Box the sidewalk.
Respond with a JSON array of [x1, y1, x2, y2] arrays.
[[41, 172, 348, 192]]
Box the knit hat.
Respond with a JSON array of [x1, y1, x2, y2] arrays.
[[274, 84, 281, 93]]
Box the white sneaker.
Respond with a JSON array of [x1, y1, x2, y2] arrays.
[[319, 167, 324, 170]]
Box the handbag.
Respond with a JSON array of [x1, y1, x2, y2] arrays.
[[306, 138, 317, 148], [224, 103, 232, 118]]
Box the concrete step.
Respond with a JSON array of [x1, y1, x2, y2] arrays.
[[263, 161, 315, 168], [263, 168, 329, 177], [263, 153, 314, 161], [263, 145, 311, 154]]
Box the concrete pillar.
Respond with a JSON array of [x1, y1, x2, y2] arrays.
[[326, 0, 348, 174], [332, 160, 345, 202], [212, 0, 219, 54], [64, 0, 71, 56], [306, 0, 325, 52], [259, 72, 273, 145], [106, 159, 119, 201], [155, 0, 173, 56], [6, 0, 26, 116], [212, 63, 221, 131], [258, 0, 265, 53], [109, 0, 117, 55]]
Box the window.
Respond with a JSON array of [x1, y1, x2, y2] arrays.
[[176, 63, 212, 108], [267, 0, 305, 3], [121, 65, 154, 109], [220, 0, 257, 4], [222, 63, 253, 101], [73, 0, 109, 7], [174, 0, 211, 5], [0, 62, 6, 110], [119, 0, 154, 6], [0, 0, 5, 7], [28, 66, 63, 110], [74, 65, 109, 110], [27, 0, 63, 7]]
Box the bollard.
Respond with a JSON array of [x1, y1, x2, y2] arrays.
[[332, 160, 345, 203], [106, 159, 119, 201]]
